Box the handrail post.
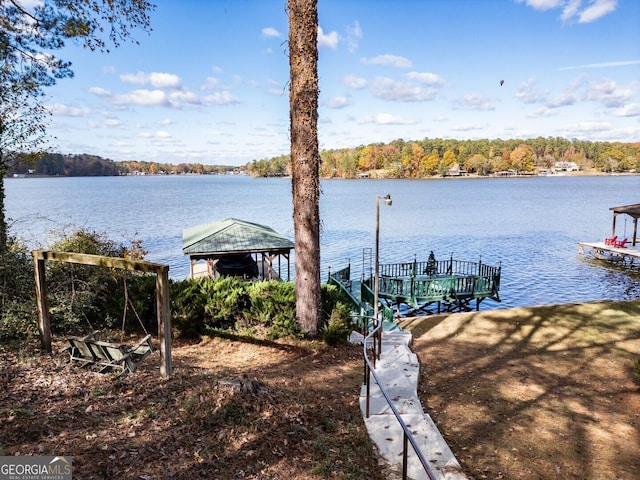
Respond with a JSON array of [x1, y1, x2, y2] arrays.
[[403, 432, 409, 480], [365, 363, 371, 418]]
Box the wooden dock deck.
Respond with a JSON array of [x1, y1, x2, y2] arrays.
[[578, 241, 640, 268]]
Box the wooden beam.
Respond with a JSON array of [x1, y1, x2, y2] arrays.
[[32, 250, 168, 274]]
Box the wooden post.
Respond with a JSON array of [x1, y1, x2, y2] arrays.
[[33, 255, 51, 352], [156, 267, 172, 376]]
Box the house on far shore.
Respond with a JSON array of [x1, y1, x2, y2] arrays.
[[182, 218, 294, 281], [554, 161, 580, 172]]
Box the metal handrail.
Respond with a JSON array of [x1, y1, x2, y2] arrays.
[[361, 315, 438, 480]]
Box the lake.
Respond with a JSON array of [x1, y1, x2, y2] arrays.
[[5, 174, 640, 310]]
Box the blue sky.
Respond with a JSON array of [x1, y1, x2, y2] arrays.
[[43, 0, 640, 166]]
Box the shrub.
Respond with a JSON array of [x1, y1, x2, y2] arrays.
[[246, 281, 298, 339], [0, 239, 38, 343], [320, 302, 353, 346], [203, 277, 250, 329], [170, 278, 356, 343], [170, 278, 209, 338]]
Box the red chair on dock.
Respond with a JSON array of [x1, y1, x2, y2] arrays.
[[614, 238, 628, 248], [604, 235, 617, 245]]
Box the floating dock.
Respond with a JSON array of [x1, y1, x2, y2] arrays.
[[578, 241, 640, 268]]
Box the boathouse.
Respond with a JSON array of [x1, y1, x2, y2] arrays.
[[182, 218, 294, 281], [610, 203, 640, 247]]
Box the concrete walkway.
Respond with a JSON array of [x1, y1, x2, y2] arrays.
[[350, 329, 467, 480]]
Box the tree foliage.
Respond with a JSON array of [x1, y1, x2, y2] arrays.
[[0, 0, 154, 270], [250, 137, 640, 179]]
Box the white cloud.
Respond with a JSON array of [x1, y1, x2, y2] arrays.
[[357, 113, 414, 125], [578, 0, 617, 23], [159, 118, 173, 125], [455, 94, 495, 111], [201, 77, 220, 90], [545, 92, 576, 108], [120, 71, 182, 89], [515, 78, 546, 104], [48, 103, 90, 117], [328, 96, 350, 108], [451, 123, 485, 132], [614, 103, 640, 117], [516, 0, 564, 11], [202, 91, 240, 105], [406, 71, 444, 86], [343, 75, 367, 89], [361, 54, 412, 69], [318, 26, 340, 49], [169, 90, 201, 105], [156, 131, 172, 138], [585, 79, 635, 107], [346, 21, 363, 52], [371, 77, 440, 102], [517, 0, 618, 23], [527, 107, 560, 117], [262, 27, 282, 38], [88, 86, 111, 97], [113, 89, 168, 106], [103, 118, 122, 128], [558, 60, 640, 71], [565, 121, 611, 133]]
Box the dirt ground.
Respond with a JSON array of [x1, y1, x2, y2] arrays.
[[0, 334, 388, 480], [2, 300, 639, 480], [406, 300, 640, 480]]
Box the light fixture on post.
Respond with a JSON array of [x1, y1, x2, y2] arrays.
[[374, 194, 392, 327]]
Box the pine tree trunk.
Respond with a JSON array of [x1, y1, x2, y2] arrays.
[[288, 0, 320, 337]]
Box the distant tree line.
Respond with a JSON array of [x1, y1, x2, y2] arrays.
[[5, 153, 237, 177], [246, 137, 640, 178]]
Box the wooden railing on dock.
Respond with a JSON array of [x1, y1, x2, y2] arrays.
[[329, 257, 501, 318]]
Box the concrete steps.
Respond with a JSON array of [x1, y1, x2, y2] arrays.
[[356, 329, 467, 480]]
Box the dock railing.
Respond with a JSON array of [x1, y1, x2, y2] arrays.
[[362, 315, 438, 480]]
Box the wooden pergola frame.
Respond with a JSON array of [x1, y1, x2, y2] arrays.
[[32, 250, 173, 377]]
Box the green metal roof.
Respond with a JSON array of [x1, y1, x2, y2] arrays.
[[182, 218, 294, 257]]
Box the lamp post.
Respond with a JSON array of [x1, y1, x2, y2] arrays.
[[374, 194, 392, 324]]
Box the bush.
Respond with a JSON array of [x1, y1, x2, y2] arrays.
[[170, 278, 355, 343], [0, 239, 38, 343], [45, 230, 132, 334], [320, 302, 353, 346], [319, 283, 355, 345], [246, 281, 298, 339]]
